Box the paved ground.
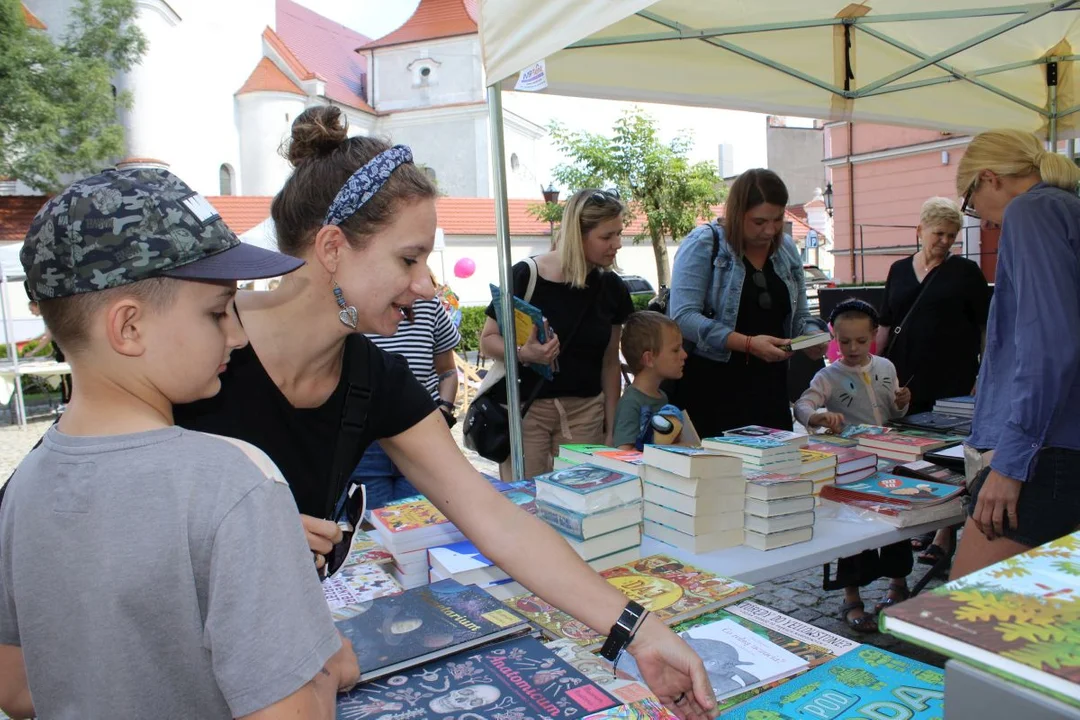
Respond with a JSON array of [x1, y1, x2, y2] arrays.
[[0, 415, 949, 668]]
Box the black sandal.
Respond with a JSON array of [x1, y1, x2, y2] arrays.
[[910, 532, 934, 552], [917, 543, 952, 567], [874, 585, 910, 614], [839, 601, 878, 633]]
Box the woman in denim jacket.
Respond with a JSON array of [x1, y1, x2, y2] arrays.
[[669, 169, 827, 437]]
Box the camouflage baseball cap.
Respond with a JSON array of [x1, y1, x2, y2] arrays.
[[21, 167, 304, 300]]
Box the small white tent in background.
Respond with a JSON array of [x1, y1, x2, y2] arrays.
[[0, 243, 45, 346]]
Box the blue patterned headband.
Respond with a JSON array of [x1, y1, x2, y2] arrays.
[[323, 145, 414, 226]]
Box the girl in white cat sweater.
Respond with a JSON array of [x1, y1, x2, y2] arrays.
[[797, 299, 912, 633]]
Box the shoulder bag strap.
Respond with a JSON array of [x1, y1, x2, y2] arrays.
[[702, 222, 721, 318], [884, 255, 951, 358], [325, 336, 376, 519], [523, 256, 539, 303]]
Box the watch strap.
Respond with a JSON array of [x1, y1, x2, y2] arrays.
[[599, 600, 647, 662]]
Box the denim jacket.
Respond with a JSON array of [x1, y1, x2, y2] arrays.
[[669, 221, 821, 362]]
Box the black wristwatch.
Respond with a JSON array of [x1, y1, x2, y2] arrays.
[[599, 600, 648, 662]]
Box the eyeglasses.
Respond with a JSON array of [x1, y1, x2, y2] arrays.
[[750, 270, 773, 310], [321, 481, 367, 579], [961, 180, 980, 219]]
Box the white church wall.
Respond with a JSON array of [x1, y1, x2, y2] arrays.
[[381, 113, 482, 198], [370, 36, 483, 113], [237, 92, 306, 196]]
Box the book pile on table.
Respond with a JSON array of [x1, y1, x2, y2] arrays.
[[427, 538, 525, 600], [640, 445, 745, 552], [798, 446, 838, 501], [534, 463, 644, 569], [934, 394, 975, 419], [809, 439, 878, 485], [742, 470, 816, 550], [369, 478, 537, 589], [702, 434, 802, 474], [557, 443, 645, 475], [853, 427, 952, 463], [505, 553, 753, 650], [819, 472, 964, 527]]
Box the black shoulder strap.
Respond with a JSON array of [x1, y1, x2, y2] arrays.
[[702, 222, 721, 317], [324, 336, 375, 519]]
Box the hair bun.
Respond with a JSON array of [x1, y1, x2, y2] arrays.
[[285, 106, 348, 167]]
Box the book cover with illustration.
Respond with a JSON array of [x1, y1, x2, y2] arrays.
[[618, 617, 808, 703], [723, 647, 945, 719], [584, 697, 679, 719], [704, 436, 790, 452], [324, 563, 403, 621], [535, 464, 641, 514], [344, 529, 393, 566], [505, 555, 752, 646], [336, 578, 532, 682], [839, 423, 891, 439], [725, 425, 808, 446], [545, 638, 652, 704], [829, 473, 963, 506], [882, 530, 1080, 708], [490, 283, 553, 380], [337, 634, 620, 720]]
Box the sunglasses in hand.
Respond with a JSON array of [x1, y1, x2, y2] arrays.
[[320, 481, 367, 580]]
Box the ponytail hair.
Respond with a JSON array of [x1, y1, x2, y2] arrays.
[[956, 129, 1080, 197], [557, 189, 625, 288]]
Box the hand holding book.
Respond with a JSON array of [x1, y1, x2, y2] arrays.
[[808, 411, 845, 434], [517, 323, 560, 368]]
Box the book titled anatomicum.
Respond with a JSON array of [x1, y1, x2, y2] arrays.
[[336, 634, 620, 720]]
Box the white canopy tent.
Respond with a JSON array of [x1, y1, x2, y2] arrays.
[[477, 0, 1080, 478]]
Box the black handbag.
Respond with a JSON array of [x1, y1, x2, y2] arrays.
[[463, 270, 600, 464]]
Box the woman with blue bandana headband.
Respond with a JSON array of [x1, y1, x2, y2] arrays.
[[175, 106, 717, 719]]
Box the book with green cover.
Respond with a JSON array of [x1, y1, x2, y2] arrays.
[[881, 530, 1080, 708]]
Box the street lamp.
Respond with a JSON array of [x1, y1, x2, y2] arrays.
[[823, 182, 834, 217], [541, 183, 560, 246]]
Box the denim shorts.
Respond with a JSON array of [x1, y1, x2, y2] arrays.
[[966, 447, 1080, 547]]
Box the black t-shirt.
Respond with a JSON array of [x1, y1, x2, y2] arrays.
[[174, 334, 435, 518], [485, 263, 633, 400], [879, 255, 990, 413]]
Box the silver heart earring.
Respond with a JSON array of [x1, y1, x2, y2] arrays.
[[332, 280, 358, 329]]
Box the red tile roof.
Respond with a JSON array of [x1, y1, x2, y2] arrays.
[[275, 0, 374, 113], [262, 27, 316, 81], [361, 0, 477, 50], [205, 196, 273, 236], [0, 196, 47, 241], [237, 57, 305, 96], [22, 2, 45, 29]]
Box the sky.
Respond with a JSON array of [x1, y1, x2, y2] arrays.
[[294, 0, 782, 184]]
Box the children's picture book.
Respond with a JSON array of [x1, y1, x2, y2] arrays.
[[618, 618, 808, 702], [344, 529, 393, 566], [335, 578, 532, 682], [534, 464, 642, 514], [723, 646, 945, 719], [881, 530, 1080, 708], [506, 555, 752, 647], [584, 697, 679, 719], [545, 638, 648, 703], [323, 563, 403, 621], [724, 425, 809, 447], [337, 634, 620, 719], [489, 282, 553, 380], [369, 499, 464, 554], [830, 473, 963, 506]]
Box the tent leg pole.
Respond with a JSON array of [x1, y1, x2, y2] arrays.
[[1048, 62, 1059, 149], [486, 83, 525, 480]]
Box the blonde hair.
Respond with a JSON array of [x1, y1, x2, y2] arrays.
[[919, 197, 962, 231], [557, 189, 625, 288], [956, 129, 1080, 197]]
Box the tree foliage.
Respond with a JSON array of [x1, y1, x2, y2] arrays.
[[544, 110, 725, 286], [0, 0, 146, 192]]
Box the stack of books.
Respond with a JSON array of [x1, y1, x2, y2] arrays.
[[702, 435, 802, 474], [427, 539, 525, 600], [853, 429, 952, 463], [934, 394, 975, 419], [808, 440, 878, 485], [723, 425, 809, 448], [640, 445, 745, 552], [819, 472, 964, 527], [798, 447, 838, 500], [534, 464, 643, 569], [557, 444, 644, 476], [742, 470, 816, 550], [504, 553, 753, 649]]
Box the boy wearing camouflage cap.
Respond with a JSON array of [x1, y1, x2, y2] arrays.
[[0, 168, 359, 719]]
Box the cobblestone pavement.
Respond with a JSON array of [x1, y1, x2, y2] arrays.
[[0, 416, 948, 667]]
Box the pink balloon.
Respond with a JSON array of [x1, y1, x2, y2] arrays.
[[454, 257, 476, 279]]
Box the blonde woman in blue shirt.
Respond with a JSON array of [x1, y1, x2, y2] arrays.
[[952, 130, 1080, 579]]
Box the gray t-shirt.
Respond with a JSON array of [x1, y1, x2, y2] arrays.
[[0, 426, 340, 718], [613, 385, 669, 448]]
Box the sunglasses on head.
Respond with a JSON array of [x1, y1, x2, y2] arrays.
[[588, 188, 621, 204], [321, 481, 367, 580], [961, 179, 980, 219]]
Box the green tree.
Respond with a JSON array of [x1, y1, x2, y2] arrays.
[[543, 110, 725, 286], [0, 0, 147, 192]]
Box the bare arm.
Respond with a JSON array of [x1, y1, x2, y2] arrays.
[[433, 349, 458, 406], [480, 317, 508, 361], [601, 326, 622, 445], [0, 645, 34, 719], [875, 326, 891, 354], [480, 317, 559, 367], [240, 639, 358, 720]]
